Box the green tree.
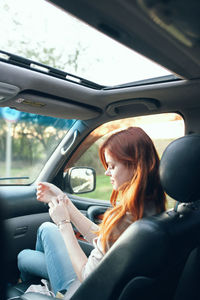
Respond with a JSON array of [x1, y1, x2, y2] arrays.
[[74, 143, 105, 175]]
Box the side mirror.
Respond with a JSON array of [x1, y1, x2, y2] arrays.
[[67, 167, 96, 194]]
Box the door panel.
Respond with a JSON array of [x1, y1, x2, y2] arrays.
[[0, 186, 110, 283], [5, 213, 51, 283], [0, 186, 50, 282], [0, 186, 47, 219], [69, 194, 110, 213]]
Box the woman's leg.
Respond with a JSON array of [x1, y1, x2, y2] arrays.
[[18, 249, 48, 281], [35, 222, 77, 294]]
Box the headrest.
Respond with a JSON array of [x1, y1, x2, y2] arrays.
[[159, 135, 200, 203]]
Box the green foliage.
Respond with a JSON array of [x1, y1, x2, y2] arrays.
[[0, 110, 76, 164], [78, 175, 112, 201], [17, 42, 83, 73], [71, 177, 87, 187], [0, 118, 67, 178], [1, 1, 86, 74], [74, 143, 105, 175]]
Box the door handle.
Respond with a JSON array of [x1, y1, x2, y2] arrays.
[[14, 226, 28, 237]]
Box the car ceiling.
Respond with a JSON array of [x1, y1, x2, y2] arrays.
[[0, 0, 200, 127]]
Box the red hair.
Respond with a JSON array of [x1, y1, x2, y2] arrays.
[[98, 127, 166, 252]]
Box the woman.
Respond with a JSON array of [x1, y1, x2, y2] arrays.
[[17, 127, 166, 297]]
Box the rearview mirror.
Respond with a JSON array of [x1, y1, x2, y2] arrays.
[[68, 167, 96, 194]]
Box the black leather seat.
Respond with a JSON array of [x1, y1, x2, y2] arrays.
[[7, 134, 200, 300], [174, 246, 200, 300], [71, 134, 200, 300]]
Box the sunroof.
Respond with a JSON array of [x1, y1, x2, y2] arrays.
[[0, 0, 171, 86]]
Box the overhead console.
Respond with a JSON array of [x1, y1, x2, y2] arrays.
[[106, 98, 159, 117]]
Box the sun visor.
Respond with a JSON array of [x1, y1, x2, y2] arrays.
[[0, 82, 20, 102], [4, 92, 101, 120]]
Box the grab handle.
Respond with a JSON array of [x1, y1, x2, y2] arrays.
[[61, 130, 78, 156]]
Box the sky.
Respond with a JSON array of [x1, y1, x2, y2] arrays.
[[0, 0, 171, 86]]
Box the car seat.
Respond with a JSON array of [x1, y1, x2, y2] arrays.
[[7, 134, 200, 300]]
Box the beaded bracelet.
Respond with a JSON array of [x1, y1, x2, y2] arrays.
[[57, 219, 71, 228]]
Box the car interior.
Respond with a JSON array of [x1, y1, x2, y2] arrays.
[[1, 0, 200, 299]]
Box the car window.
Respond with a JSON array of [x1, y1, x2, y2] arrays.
[[72, 113, 184, 209], [0, 107, 76, 185]]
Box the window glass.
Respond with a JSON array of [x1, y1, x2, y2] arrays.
[[73, 113, 184, 209], [0, 107, 76, 184], [0, 0, 171, 86]]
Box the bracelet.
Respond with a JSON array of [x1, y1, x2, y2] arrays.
[[57, 219, 71, 228]]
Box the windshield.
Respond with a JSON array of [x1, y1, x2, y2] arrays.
[[0, 0, 171, 86], [0, 107, 76, 184]]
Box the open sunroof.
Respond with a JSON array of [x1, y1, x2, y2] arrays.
[[0, 0, 171, 87]]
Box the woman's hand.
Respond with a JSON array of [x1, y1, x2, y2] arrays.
[[37, 182, 69, 205], [48, 195, 70, 225]]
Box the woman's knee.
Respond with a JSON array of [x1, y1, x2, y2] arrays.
[[17, 249, 32, 270], [37, 221, 57, 240]]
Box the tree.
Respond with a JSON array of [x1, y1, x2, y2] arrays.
[[0, 2, 86, 75]]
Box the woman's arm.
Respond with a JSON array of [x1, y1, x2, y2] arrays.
[[59, 222, 88, 282], [67, 199, 99, 242], [48, 196, 88, 282], [37, 182, 99, 241]]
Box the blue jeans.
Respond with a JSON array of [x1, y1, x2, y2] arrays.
[[17, 222, 77, 294]]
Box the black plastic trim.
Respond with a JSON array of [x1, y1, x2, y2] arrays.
[[0, 50, 104, 90]]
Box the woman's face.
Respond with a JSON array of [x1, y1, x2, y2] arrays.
[[104, 149, 133, 191]]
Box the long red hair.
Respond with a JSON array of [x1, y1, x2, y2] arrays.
[[98, 127, 166, 252]]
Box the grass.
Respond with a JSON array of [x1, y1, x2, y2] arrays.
[[78, 175, 112, 201], [0, 161, 42, 184]]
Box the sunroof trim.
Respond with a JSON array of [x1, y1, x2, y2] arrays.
[[0, 50, 177, 91], [0, 50, 104, 90], [103, 74, 181, 90]]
